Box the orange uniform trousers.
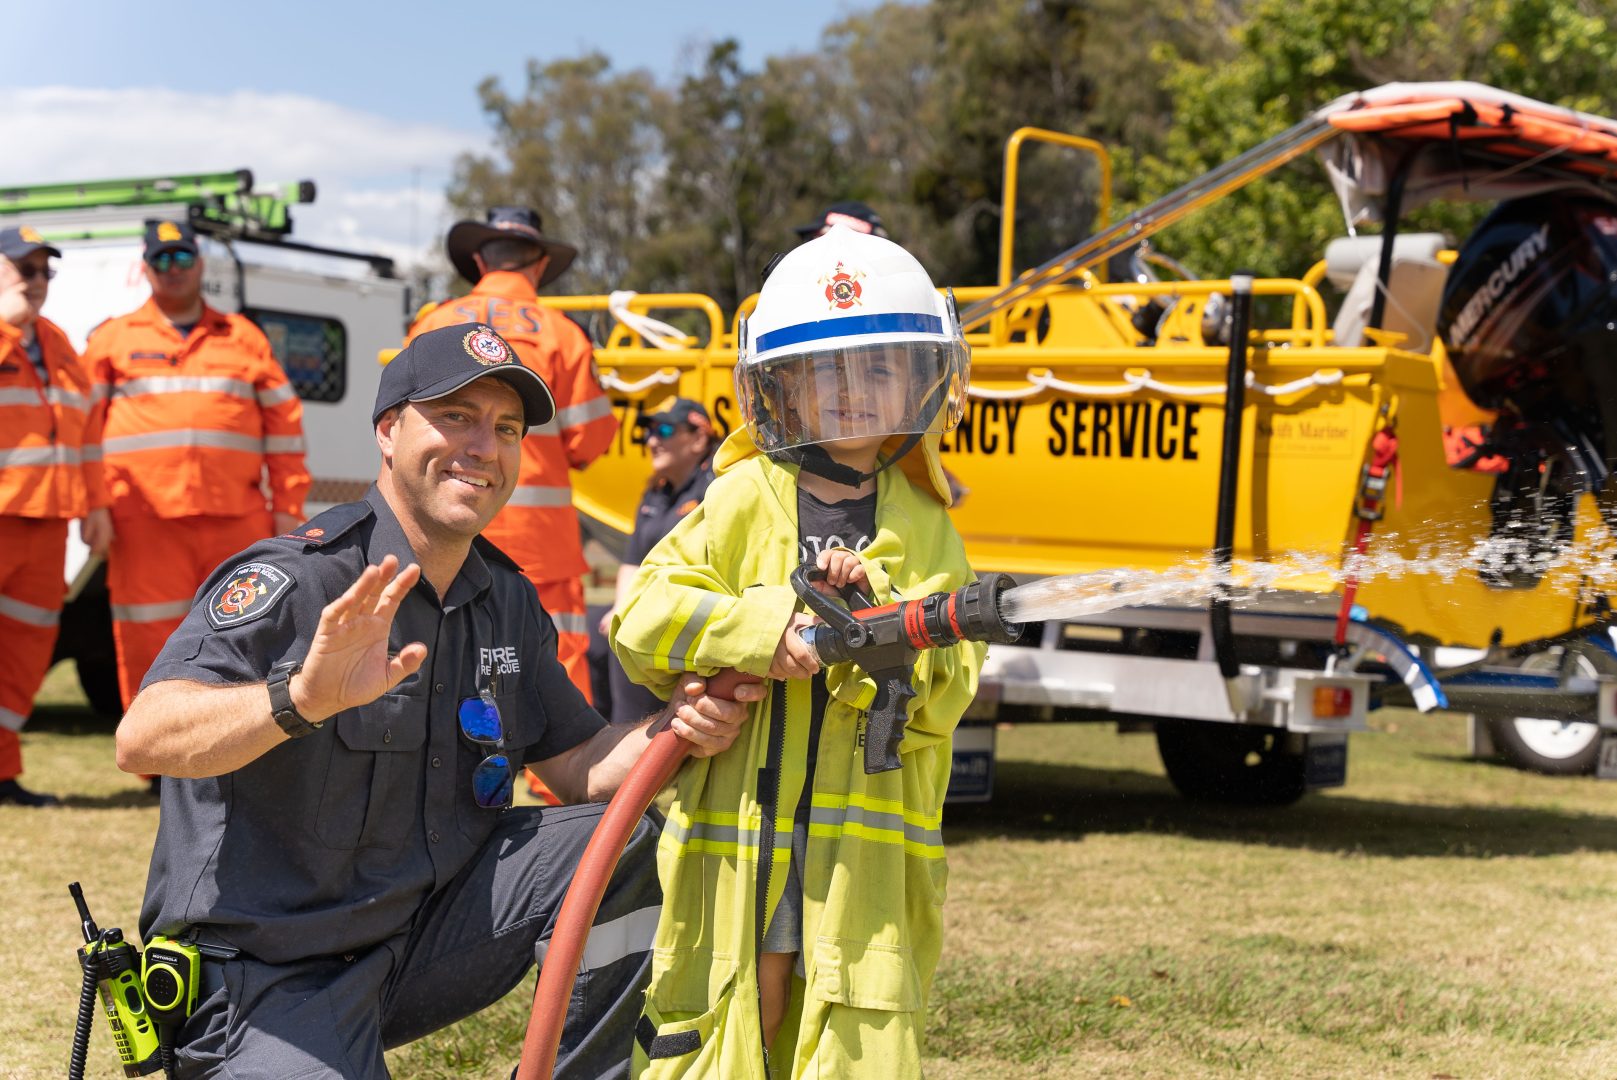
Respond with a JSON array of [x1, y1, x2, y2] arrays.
[[0, 517, 69, 780], [109, 511, 274, 709], [524, 576, 590, 803]]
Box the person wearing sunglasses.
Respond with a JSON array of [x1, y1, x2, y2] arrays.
[[81, 219, 310, 779], [0, 226, 113, 807], [114, 321, 762, 1079], [592, 397, 717, 724]]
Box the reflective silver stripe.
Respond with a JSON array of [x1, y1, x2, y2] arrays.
[[111, 600, 193, 623], [667, 593, 718, 670], [0, 387, 89, 409], [577, 905, 660, 974], [555, 396, 612, 429], [551, 611, 589, 637], [81, 445, 102, 462], [0, 594, 60, 628], [91, 384, 111, 404], [809, 803, 944, 849], [504, 486, 573, 508], [0, 444, 80, 467], [257, 383, 297, 407], [102, 430, 265, 455], [264, 435, 307, 454], [46, 387, 92, 411], [661, 815, 792, 852], [116, 376, 256, 400], [0, 705, 25, 732]]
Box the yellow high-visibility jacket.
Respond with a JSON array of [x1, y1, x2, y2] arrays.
[[612, 428, 984, 1079]]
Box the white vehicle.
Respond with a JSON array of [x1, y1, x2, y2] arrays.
[[0, 171, 409, 714]]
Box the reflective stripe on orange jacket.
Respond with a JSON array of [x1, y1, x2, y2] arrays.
[[407, 272, 618, 581], [82, 300, 310, 519], [0, 316, 106, 518]]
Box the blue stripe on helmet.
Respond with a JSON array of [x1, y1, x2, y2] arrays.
[[754, 312, 944, 354]]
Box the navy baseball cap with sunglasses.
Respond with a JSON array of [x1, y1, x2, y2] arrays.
[[634, 397, 712, 441]]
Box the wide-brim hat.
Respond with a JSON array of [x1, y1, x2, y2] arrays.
[[446, 206, 578, 287]]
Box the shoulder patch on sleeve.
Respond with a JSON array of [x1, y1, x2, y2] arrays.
[[207, 562, 295, 630], [275, 500, 374, 548]]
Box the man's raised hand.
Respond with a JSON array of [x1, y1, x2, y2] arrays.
[[290, 554, 427, 723]]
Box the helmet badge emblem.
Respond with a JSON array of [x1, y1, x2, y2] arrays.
[[822, 262, 864, 310]]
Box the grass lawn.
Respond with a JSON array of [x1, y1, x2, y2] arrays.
[[6, 662, 1616, 1078]]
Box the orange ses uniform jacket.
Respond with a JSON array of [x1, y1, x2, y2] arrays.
[[0, 317, 105, 517], [406, 272, 618, 583], [0, 316, 105, 775], [82, 300, 310, 519]]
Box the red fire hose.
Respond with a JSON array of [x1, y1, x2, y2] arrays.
[[515, 669, 760, 1080]]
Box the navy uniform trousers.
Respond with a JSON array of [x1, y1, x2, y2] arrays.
[[172, 805, 660, 1080]]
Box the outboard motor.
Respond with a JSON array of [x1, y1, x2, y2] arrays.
[[1437, 193, 1617, 585]]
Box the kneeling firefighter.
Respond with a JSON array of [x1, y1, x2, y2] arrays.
[[610, 226, 989, 1078]]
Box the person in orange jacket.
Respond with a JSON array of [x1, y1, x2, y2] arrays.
[[0, 227, 113, 806], [83, 220, 310, 723], [406, 207, 618, 702]]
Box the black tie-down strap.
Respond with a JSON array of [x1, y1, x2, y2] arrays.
[[637, 1014, 702, 1059]]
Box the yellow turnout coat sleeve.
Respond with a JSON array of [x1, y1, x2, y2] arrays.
[[612, 430, 984, 1079]]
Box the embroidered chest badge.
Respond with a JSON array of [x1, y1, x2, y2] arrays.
[[207, 562, 294, 629]]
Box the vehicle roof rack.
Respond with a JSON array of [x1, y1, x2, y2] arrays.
[[0, 168, 315, 240]]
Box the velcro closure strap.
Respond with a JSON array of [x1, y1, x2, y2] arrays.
[[636, 1014, 702, 1059]]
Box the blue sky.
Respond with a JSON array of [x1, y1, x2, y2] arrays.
[[2, 1, 882, 265]]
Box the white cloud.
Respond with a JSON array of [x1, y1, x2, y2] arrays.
[[0, 86, 489, 268]]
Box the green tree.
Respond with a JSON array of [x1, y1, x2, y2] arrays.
[[449, 54, 668, 294], [1136, 0, 1617, 279]]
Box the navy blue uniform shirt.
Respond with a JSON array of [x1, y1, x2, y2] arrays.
[[624, 463, 714, 565], [138, 486, 603, 964]]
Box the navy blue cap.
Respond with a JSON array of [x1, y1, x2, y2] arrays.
[[0, 225, 62, 261], [374, 323, 556, 431], [144, 219, 199, 259], [636, 396, 712, 436], [794, 201, 888, 240], [446, 206, 579, 287]]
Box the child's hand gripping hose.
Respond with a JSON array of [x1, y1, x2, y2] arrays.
[[516, 569, 1021, 1080]]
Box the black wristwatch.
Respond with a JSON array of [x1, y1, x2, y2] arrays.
[[267, 660, 323, 739]]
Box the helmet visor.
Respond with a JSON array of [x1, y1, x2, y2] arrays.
[[737, 339, 968, 454]]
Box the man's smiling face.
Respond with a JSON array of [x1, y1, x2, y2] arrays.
[[377, 377, 525, 542]]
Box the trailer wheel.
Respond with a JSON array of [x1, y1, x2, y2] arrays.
[[1485, 651, 1606, 776], [1154, 720, 1307, 806]]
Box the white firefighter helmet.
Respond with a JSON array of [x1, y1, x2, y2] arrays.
[[736, 225, 969, 459]]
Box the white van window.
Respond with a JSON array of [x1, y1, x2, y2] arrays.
[[248, 309, 347, 403]]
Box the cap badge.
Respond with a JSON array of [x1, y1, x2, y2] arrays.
[[156, 221, 183, 242], [18, 226, 43, 243], [463, 326, 511, 366], [823, 211, 874, 235], [822, 262, 864, 311]]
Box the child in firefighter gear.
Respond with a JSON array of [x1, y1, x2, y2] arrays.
[[612, 225, 983, 1078], [0, 227, 112, 806]]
